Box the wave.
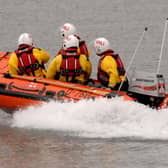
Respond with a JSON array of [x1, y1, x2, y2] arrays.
[[0, 97, 165, 139]]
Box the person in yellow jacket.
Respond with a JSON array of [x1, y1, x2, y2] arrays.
[[47, 34, 92, 84], [8, 33, 50, 77], [93, 37, 128, 91]]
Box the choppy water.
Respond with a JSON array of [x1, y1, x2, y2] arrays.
[[1, 0, 168, 167], [1, 99, 168, 168]]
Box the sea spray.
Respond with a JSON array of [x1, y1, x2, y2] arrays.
[[10, 98, 168, 139]]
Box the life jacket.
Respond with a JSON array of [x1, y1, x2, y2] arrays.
[[97, 50, 126, 86], [56, 48, 82, 82], [75, 35, 89, 58], [15, 45, 40, 76]]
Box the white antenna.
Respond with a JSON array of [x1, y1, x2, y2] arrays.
[[118, 27, 148, 91], [156, 18, 168, 74]]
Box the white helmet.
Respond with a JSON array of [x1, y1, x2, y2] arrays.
[[60, 23, 76, 38], [93, 37, 110, 55], [18, 33, 33, 46], [63, 35, 79, 50]]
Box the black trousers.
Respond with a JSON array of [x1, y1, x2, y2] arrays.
[[113, 80, 129, 91]]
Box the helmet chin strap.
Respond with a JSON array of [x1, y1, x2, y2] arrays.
[[97, 53, 102, 56]]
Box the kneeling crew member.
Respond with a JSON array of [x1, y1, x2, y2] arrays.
[[93, 37, 128, 91], [47, 35, 92, 84], [9, 33, 50, 77]]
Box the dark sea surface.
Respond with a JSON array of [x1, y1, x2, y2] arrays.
[[0, 0, 168, 167]]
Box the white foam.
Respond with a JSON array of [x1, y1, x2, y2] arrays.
[[10, 97, 168, 139]]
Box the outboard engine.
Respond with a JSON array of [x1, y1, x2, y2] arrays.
[[128, 70, 166, 108]]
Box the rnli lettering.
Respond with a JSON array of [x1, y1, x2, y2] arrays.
[[63, 25, 70, 31], [62, 89, 95, 100], [96, 40, 105, 46], [74, 91, 92, 99]]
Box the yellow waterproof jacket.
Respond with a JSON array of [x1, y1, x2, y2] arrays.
[[99, 55, 123, 87], [9, 48, 50, 77], [47, 54, 92, 84]]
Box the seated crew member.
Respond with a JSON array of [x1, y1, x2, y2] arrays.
[[58, 23, 90, 58], [47, 34, 92, 84], [8, 33, 50, 77], [93, 37, 129, 91]]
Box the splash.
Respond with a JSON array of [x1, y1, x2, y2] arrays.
[[10, 97, 168, 139]]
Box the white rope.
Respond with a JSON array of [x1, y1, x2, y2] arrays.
[[156, 18, 168, 74], [118, 27, 148, 91]]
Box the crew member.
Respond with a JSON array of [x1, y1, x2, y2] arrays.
[[47, 34, 92, 84], [58, 23, 90, 58], [93, 37, 128, 91], [9, 33, 50, 77]]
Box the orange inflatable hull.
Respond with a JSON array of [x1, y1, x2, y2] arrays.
[[0, 73, 134, 113]]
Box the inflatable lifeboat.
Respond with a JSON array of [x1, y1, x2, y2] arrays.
[[0, 52, 134, 113], [0, 51, 167, 113]]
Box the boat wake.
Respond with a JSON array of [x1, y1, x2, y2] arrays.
[[1, 97, 168, 139]]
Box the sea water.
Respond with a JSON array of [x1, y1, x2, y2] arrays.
[[0, 0, 168, 167]]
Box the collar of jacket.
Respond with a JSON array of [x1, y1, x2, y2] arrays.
[[64, 47, 78, 53], [18, 44, 32, 50]]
